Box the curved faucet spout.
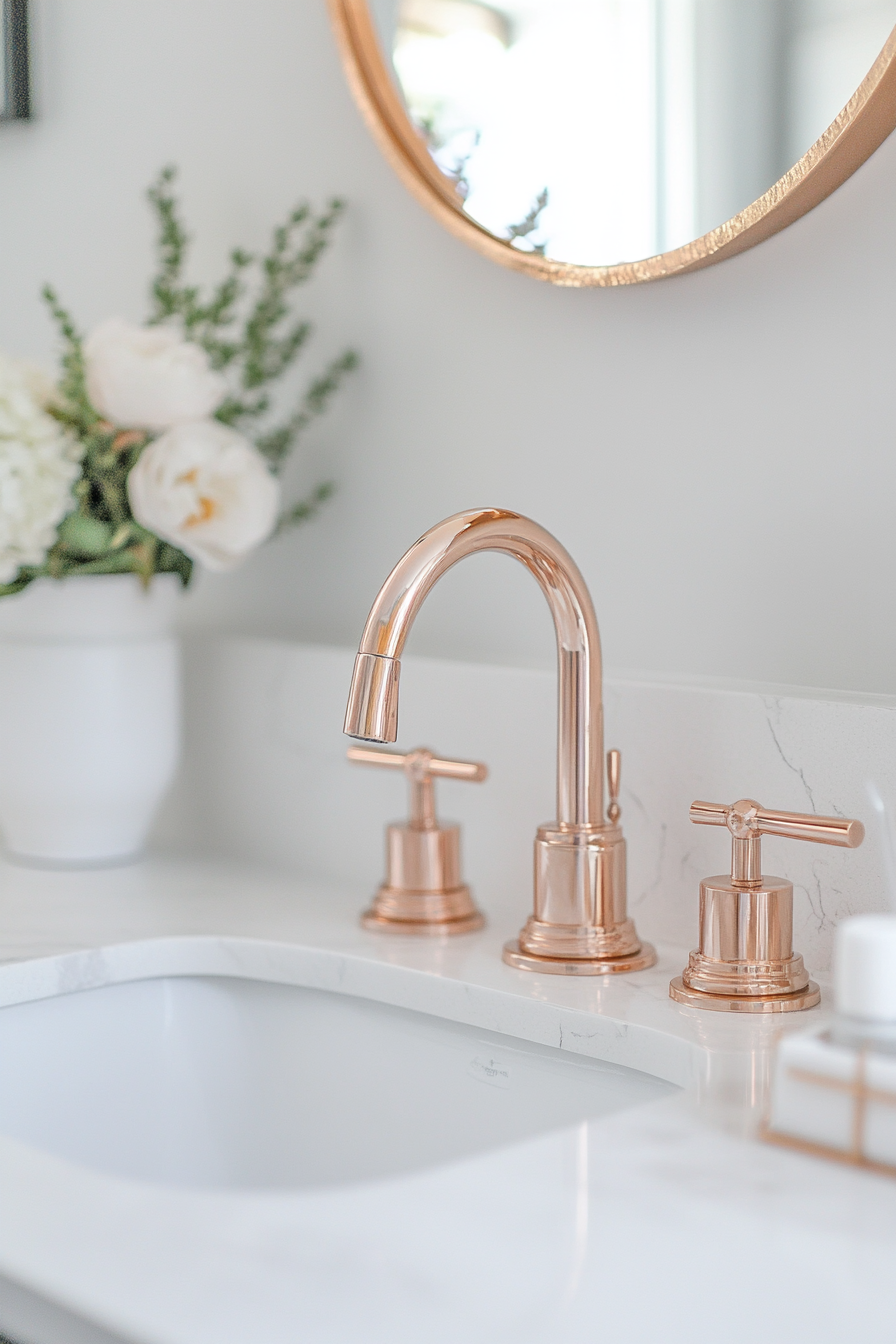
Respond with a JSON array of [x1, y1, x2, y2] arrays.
[[344, 508, 604, 829], [345, 507, 655, 972]]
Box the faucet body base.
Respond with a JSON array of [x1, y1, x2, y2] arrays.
[[505, 824, 655, 972], [503, 939, 656, 975]]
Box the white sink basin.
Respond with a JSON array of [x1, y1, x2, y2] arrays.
[[0, 974, 675, 1189]]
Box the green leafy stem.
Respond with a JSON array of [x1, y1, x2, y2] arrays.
[[10, 166, 358, 595]]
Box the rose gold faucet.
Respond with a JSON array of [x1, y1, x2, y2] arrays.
[[344, 507, 655, 975]]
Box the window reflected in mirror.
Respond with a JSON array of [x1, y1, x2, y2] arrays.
[[369, 0, 896, 267]]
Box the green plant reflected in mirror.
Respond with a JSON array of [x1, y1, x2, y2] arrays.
[[331, 0, 896, 284]]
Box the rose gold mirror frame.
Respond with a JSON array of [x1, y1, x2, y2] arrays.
[[328, 0, 896, 286]]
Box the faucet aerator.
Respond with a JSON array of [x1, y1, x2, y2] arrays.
[[344, 652, 400, 743]]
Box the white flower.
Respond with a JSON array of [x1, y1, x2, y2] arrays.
[[84, 318, 227, 430], [127, 419, 280, 572], [0, 355, 82, 584]]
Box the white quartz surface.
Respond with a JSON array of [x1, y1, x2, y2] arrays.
[[0, 855, 894, 1344]]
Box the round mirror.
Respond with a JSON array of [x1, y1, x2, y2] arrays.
[[330, 0, 896, 284]]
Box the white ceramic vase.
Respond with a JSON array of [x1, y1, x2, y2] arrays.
[[0, 574, 181, 866]]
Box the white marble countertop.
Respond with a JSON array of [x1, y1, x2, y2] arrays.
[[0, 853, 894, 1344]]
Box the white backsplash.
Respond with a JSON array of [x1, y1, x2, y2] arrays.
[[160, 639, 896, 972]]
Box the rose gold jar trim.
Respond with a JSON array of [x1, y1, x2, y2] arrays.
[[762, 1049, 896, 1175], [761, 1125, 896, 1177]]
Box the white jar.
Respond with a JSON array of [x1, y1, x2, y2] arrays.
[[0, 573, 181, 866], [831, 913, 896, 1052]]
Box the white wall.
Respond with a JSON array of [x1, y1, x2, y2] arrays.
[[1, 0, 895, 693]]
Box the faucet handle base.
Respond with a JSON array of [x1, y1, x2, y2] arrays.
[[669, 976, 820, 1013], [360, 825, 486, 935], [502, 938, 656, 976], [362, 890, 484, 936], [668, 872, 820, 1012]]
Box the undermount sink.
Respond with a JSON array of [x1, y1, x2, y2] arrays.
[[0, 974, 675, 1190]]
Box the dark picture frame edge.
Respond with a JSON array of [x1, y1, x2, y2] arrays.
[[2, 0, 30, 122]]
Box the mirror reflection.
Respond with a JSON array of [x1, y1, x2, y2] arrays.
[[370, 0, 896, 266]]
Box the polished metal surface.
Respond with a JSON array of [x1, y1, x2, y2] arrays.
[[504, 940, 657, 977], [669, 976, 822, 1014], [347, 743, 486, 933], [671, 797, 864, 1013], [606, 747, 621, 825], [689, 798, 865, 847], [344, 652, 400, 743], [344, 508, 654, 973]]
